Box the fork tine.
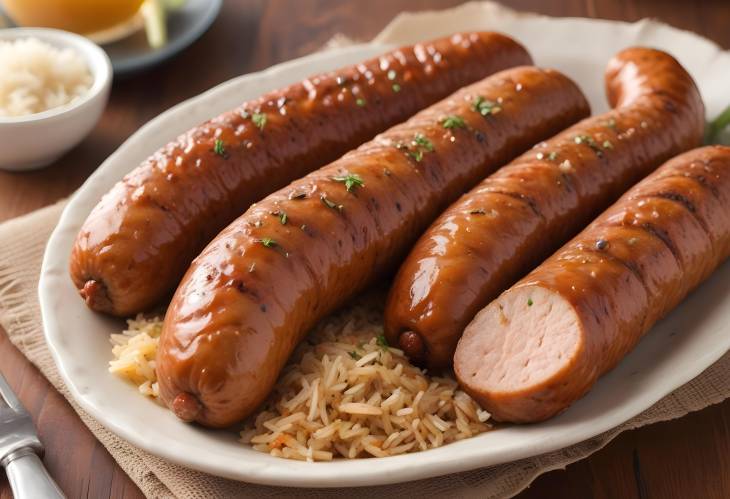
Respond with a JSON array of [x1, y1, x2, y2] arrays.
[[0, 372, 25, 412]]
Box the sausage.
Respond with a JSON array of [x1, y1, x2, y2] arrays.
[[69, 32, 532, 317], [454, 146, 730, 422], [384, 47, 705, 369], [156, 66, 590, 427]]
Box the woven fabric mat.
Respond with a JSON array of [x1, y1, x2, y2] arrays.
[[2, 2, 729, 497]]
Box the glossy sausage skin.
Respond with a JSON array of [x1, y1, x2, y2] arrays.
[[454, 146, 730, 422], [385, 47, 705, 369], [156, 66, 590, 427], [70, 32, 532, 317]]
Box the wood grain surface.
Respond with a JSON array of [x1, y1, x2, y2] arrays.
[[1, 1, 729, 497]]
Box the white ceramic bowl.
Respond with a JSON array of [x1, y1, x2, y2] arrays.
[[0, 28, 112, 171]]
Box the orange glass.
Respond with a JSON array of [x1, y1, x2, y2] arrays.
[[2, 0, 145, 35]]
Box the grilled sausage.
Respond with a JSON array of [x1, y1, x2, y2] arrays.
[[455, 146, 730, 422], [156, 66, 590, 427], [69, 32, 532, 317], [385, 47, 705, 369]]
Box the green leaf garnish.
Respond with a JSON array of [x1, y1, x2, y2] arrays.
[[413, 133, 433, 151], [441, 115, 467, 130], [471, 95, 502, 117], [213, 139, 226, 157], [706, 105, 730, 145], [321, 195, 343, 211], [349, 350, 361, 360], [259, 237, 277, 248], [252, 112, 267, 130], [332, 173, 364, 192], [376, 334, 389, 349], [356, 98, 366, 107], [527, 298, 533, 307]]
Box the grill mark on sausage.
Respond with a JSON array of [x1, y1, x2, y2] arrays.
[[580, 246, 650, 297], [647, 191, 711, 236], [657, 172, 722, 199], [636, 221, 684, 271], [482, 189, 544, 219]]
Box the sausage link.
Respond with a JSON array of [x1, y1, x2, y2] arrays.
[[455, 146, 730, 422], [156, 66, 590, 427], [385, 47, 704, 368], [69, 32, 532, 317]]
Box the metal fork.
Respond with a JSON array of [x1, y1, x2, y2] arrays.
[[0, 373, 64, 498]]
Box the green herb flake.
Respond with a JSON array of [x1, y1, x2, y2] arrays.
[[332, 173, 365, 192], [471, 95, 502, 117], [348, 350, 361, 360], [413, 133, 433, 152], [574, 134, 604, 157], [392, 83, 401, 93], [259, 237, 277, 248], [376, 334, 389, 349], [213, 139, 226, 157], [441, 115, 466, 130], [527, 298, 534, 307], [407, 150, 424, 162], [602, 140, 614, 149], [356, 98, 366, 107], [252, 112, 267, 130], [548, 151, 558, 161], [272, 210, 288, 225], [321, 195, 343, 212], [604, 118, 617, 129], [387, 69, 397, 81]]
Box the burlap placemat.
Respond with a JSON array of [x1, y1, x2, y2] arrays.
[[2, 3, 730, 497], [1, 202, 728, 498]]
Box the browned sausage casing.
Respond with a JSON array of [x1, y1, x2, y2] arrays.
[[69, 32, 532, 317], [455, 146, 730, 422], [384, 47, 705, 369], [156, 66, 590, 427]]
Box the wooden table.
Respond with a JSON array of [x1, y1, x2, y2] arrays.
[[1, 1, 729, 497]]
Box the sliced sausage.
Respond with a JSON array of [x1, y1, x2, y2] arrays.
[[385, 47, 705, 369], [455, 146, 730, 422], [70, 32, 532, 317], [156, 66, 590, 427]]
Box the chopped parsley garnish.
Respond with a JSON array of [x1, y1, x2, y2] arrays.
[[527, 298, 533, 307], [376, 334, 389, 349], [471, 95, 502, 117], [574, 134, 604, 157], [252, 112, 267, 130], [392, 83, 401, 93], [604, 118, 617, 129], [259, 237, 277, 248], [348, 350, 361, 360], [441, 115, 467, 129], [356, 98, 366, 107], [413, 133, 434, 152], [548, 151, 558, 161], [387, 69, 397, 80], [258, 237, 288, 257], [332, 173, 364, 192], [321, 195, 343, 211], [272, 210, 288, 225], [602, 140, 614, 149], [396, 133, 434, 163], [213, 139, 226, 157]]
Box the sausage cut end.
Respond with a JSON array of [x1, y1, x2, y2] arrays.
[[454, 285, 583, 422], [171, 392, 203, 422]]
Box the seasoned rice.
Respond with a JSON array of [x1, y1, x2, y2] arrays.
[[109, 296, 492, 461]]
